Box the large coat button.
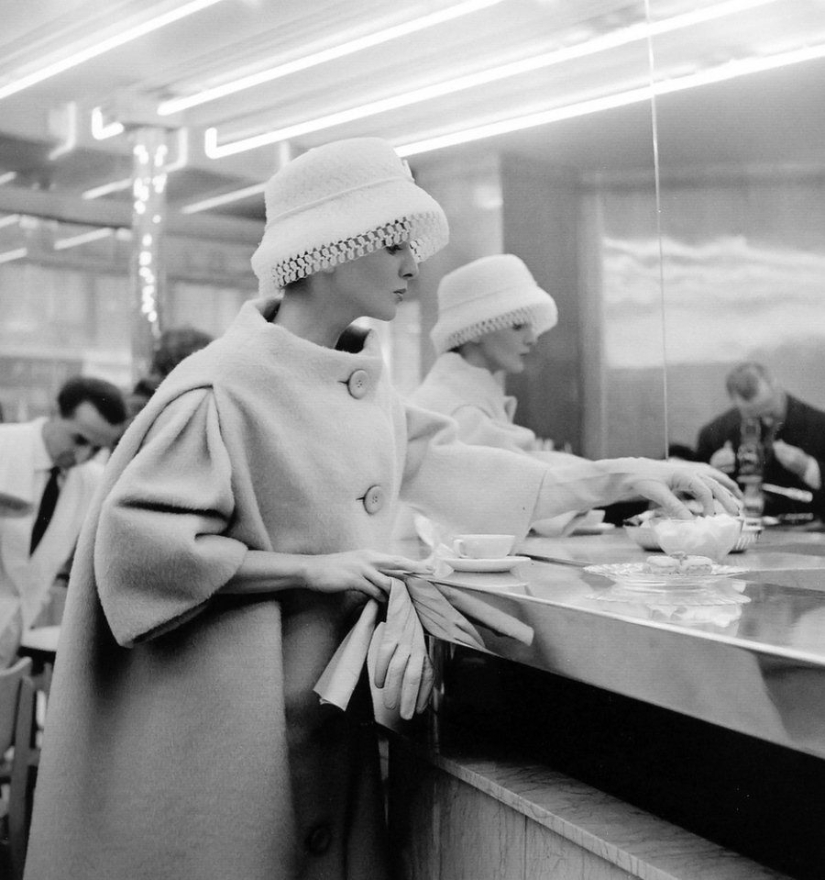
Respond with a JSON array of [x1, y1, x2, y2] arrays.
[[347, 369, 369, 399], [304, 822, 332, 855], [362, 485, 385, 514]]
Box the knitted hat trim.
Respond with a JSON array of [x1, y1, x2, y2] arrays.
[[444, 305, 539, 351], [271, 212, 443, 289]]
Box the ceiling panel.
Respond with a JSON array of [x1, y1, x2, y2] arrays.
[[0, 0, 822, 230]]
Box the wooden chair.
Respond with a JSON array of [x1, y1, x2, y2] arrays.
[[0, 657, 37, 880]]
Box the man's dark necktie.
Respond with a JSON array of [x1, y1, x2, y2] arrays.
[[30, 466, 61, 555]]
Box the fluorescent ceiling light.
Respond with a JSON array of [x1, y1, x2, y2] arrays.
[[159, 0, 505, 116], [196, 21, 819, 211], [83, 179, 132, 200], [0, 247, 27, 265], [0, 0, 229, 102], [398, 41, 825, 157], [53, 228, 115, 251], [181, 182, 266, 214], [204, 0, 779, 159], [0, 172, 17, 186], [91, 107, 125, 141], [0, 214, 20, 229]]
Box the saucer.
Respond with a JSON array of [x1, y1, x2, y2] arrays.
[[430, 571, 528, 592], [442, 555, 529, 573]]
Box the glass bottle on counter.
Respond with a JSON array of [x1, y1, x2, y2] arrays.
[[737, 416, 765, 518]]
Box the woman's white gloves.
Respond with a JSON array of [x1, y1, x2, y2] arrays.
[[373, 580, 435, 720], [371, 577, 534, 720]]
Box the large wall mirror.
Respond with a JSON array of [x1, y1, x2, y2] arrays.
[[650, 0, 825, 461], [499, 0, 825, 464]]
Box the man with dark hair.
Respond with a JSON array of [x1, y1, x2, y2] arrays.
[[0, 375, 126, 659], [696, 362, 825, 518]]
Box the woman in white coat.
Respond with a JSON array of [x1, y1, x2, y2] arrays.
[[25, 139, 737, 880], [408, 254, 596, 536]]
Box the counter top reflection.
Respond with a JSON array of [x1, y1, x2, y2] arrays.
[[426, 525, 825, 761]]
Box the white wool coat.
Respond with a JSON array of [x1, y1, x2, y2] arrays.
[[410, 351, 543, 453], [24, 298, 562, 880], [403, 352, 587, 537]]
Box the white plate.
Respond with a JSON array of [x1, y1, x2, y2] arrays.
[[442, 554, 529, 573], [584, 561, 748, 591]]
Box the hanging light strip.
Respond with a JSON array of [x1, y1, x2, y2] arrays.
[[84, 129, 188, 199], [91, 107, 125, 141], [158, 0, 505, 116], [0, 247, 27, 265], [398, 41, 825, 157], [0, 0, 229, 102], [185, 37, 825, 212], [180, 182, 266, 214], [204, 0, 779, 159], [53, 228, 114, 250]]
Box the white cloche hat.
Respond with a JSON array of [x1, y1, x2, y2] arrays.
[[430, 254, 558, 355], [250, 137, 449, 295]]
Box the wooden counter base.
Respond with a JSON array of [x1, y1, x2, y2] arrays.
[[387, 732, 791, 880]]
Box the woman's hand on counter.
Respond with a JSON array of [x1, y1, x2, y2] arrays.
[[299, 550, 432, 601], [219, 548, 431, 602], [629, 461, 742, 519]]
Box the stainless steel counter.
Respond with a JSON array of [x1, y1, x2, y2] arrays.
[[426, 525, 825, 761]]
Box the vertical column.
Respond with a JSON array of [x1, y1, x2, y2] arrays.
[[129, 126, 169, 383], [501, 155, 584, 454], [409, 149, 503, 375]]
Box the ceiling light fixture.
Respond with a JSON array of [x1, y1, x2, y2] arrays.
[[190, 35, 821, 211], [0, 247, 27, 265], [397, 40, 825, 157], [53, 228, 115, 251], [91, 107, 125, 141], [180, 182, 265, 214], [0, 0, 229, 102], [204, 0, 779, 159], [0, 214, 21, 229], [0, 172, 17, 186], [158, 0, 505, 116], [83, 128, 189, 200]]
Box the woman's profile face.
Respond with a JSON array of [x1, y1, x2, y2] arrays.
[[470, 322, 538, 375], [333, 241, 418, 322]]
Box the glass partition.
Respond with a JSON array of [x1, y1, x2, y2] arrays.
[[647, 0, 825, 458]]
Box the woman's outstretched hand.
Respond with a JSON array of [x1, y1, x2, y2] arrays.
[[300, 550, 431, 601], [629, 461, 742, 520]]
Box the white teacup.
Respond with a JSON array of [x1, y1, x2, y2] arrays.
[[452, 534, 516, 559]]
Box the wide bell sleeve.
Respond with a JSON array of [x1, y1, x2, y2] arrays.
[[400, 402, 550, 539], [95, 389, 248, 647], [400, 403, 673, 541]]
